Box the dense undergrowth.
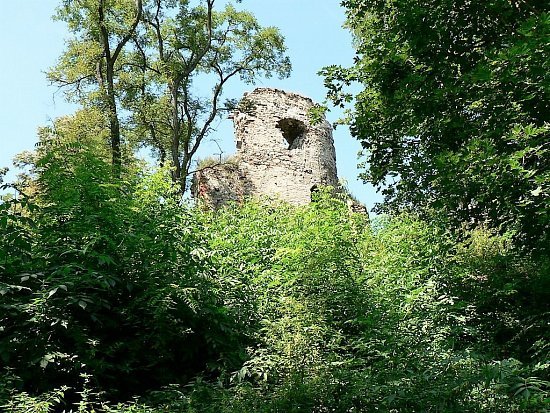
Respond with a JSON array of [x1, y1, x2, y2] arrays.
[[1, 140, 548, 412]]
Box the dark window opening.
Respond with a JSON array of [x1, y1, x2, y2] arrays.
[[276, 118, 306, 150]]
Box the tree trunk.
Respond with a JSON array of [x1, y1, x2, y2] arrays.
[[170, 82, 183, 190], [106, 63, 122, 177], [97, 0, 142, 179]]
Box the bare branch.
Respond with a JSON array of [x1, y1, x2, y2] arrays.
[[112, 0, 143, 64]]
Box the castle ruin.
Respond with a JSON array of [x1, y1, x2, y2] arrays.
[[192, 88, 340, 207]]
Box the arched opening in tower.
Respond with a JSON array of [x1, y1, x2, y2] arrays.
[[276, 118, 306, 150]]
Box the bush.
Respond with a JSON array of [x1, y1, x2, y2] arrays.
[[1, 144, 547, 411], [1, 138, 251, 404]]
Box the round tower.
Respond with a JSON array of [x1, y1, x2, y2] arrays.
[[193, 88, 339, 207], [232, 88, 338, 205]]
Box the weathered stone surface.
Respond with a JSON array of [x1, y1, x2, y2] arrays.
[[193, 88, 340, 207]]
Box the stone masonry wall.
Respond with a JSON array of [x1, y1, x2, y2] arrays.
[[193, 88, 339, 208]]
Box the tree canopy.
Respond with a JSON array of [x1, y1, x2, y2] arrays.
[[322, 0, 549, 252]]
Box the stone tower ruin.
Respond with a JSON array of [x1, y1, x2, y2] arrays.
[[193, 88, 339, 207]]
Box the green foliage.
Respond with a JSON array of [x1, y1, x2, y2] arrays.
[[1, 137, 547, 412], [321, 0, 549, 252], [136, 195, 546, 413], [0, 128, 251, 404], [2, 387, 67, 413], [6, 1, 549, 412]]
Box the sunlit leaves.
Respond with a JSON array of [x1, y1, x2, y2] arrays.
[[324, 1, 549, 252]]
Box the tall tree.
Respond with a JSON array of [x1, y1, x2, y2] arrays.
[[323, 0, 549, 251], [124, 1, 291, 192], [49, 0, 143, 176]]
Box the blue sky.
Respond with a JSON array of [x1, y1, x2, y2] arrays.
[[0, 0, 382, 208]]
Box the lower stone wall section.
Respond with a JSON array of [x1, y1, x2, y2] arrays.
[[192, 164, 245, 209]]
